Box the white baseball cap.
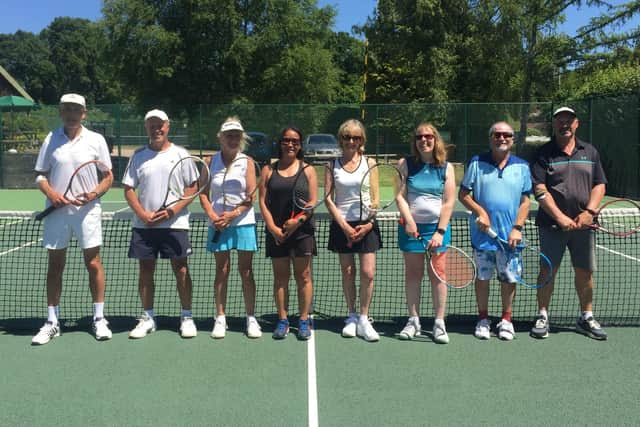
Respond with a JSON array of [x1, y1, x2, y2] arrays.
[[144, 109, 169, 122], [553, 106, 576, 117], [219, 121, 244, 133], [59, 93, 86, 108]]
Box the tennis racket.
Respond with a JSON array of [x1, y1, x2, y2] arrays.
[[211, 155, 260, 243], [358, 162, 405, 222], [400, 218, 476, 289], [290, 162, 333, 220], [35, 159, 111, 221], [157, 155, 210, 212], [484, 227, 553, 289], [584, 198, 640, 236]]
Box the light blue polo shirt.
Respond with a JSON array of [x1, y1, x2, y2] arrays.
[[461, 152, 532, 250]]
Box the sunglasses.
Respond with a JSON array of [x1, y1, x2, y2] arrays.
[[341, 134, 363, 143], [492, 132, 514, 139], [280, 138, 301, 146], [415, 134, 435, 141]]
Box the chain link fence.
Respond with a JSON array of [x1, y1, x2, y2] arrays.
[[2, 95, 638, 197]]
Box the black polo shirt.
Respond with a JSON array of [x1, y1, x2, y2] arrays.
[[530, 137, 607, 226]]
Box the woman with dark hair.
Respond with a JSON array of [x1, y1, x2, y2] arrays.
[[396, 122, 456, 344], [258, 126, 317, 340]]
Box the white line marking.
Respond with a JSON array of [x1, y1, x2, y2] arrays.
[[308, 318, 319, 427], [596, 244, 640, 262], [0, 239, 42, 256]]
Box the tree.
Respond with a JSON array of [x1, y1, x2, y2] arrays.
[[0, 31, 56, 103]]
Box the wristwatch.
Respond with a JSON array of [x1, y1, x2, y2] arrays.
[[512, 224, 523, 231]]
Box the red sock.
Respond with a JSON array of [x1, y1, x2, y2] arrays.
[[479, 310, 489, 320], [502, 311, 512, 322]]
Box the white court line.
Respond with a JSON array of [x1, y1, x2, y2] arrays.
[[0, 238, 42, 256], [308, 318, 319, 427], [596, 244, 640, 262]]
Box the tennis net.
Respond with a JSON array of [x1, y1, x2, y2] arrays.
[[1, 210, 639, 328]]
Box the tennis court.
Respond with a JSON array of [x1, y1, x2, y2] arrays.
[[1, 189, 639, 426]]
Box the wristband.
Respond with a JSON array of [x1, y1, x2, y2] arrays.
[[585, 208, 597, 216], [513, 224, 523, 231], [35, 175, 47, 184], [435, 228, 446, 236]]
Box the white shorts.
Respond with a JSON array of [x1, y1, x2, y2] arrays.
[[43, 209, 103, 250]]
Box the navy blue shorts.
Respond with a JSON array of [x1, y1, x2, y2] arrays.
[[128, 228, 192, 259]]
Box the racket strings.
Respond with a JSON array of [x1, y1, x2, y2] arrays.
[[431, 248, 476, 289]]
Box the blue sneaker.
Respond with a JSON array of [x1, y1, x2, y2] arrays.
[[272, 319, 289, 340], [298, 319, 312, 341]]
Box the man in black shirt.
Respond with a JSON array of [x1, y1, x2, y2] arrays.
[[529, 107, 607, 340]]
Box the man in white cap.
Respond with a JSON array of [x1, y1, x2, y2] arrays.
[[122, 109, 199, 339], [530, 107, 608, 340], [32, 93, 114, 345]]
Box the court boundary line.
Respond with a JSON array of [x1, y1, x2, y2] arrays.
[[308, 319, 319, 427], [0, 238, 42, 256]]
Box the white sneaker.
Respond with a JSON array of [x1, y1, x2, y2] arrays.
[[129, 313, 156, 339], [474, 318, 491, 340], [32, 321, 60, 345], [341, 313, 357, 338], [246, 316, 262, 338], [180, 316, 198, 338], [432, 322, 450, 344], [398, 318, 421, 340], [356, 317, 380, 342], [497, 319, 515, 341], [93, 318, 112, 341], [211, 316, 227, 339]]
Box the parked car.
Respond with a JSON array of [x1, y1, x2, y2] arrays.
[[303, 134, 341, 161], [245, 131, 274, 165]]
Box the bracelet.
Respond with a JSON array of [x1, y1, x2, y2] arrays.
[[513, 224, 523, 231], [585, 208, 597, 216], [435, 228, 446, 236]]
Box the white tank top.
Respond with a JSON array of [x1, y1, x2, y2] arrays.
[[209, 153, 256, 226], [332, 156, 372, 221]]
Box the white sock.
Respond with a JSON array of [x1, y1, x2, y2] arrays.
[[539, 309, 548, 320], [347, 312, 356, 320], [359, 314, 369, 324], [217, 314, 226, 321], [181, 309, 192, 318], [93, 302, 104, 320], [582, 311, 593, 320], [434, 318, 445, 327], [409, 316, 420, 325], [47, 306, 58, 324], [144, 309, 154, 319]]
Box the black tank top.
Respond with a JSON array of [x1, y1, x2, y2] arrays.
[[266, 161, 314, 237]]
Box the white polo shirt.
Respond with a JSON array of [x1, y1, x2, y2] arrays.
[[35, 125, 112, 215], [122, 143, 194, 229]]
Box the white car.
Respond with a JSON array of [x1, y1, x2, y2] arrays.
[[303, 134, 341, 160]]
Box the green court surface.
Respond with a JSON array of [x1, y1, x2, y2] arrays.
[[1, 325, 639, 426], [1, 189, 639, 426]]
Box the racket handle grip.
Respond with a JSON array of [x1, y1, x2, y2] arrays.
[[35, 205, 56, 221], [486, 228, 498, 239]]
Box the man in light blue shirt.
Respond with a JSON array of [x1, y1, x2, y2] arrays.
[[459, 121, 532, 341]]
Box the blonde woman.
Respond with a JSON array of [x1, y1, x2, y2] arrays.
[[200, 117, 261, 339], [396, 123, 456, 344], [325, 119, 381, 342]]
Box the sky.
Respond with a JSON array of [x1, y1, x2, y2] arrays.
[[0, 0, 637, 37]]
